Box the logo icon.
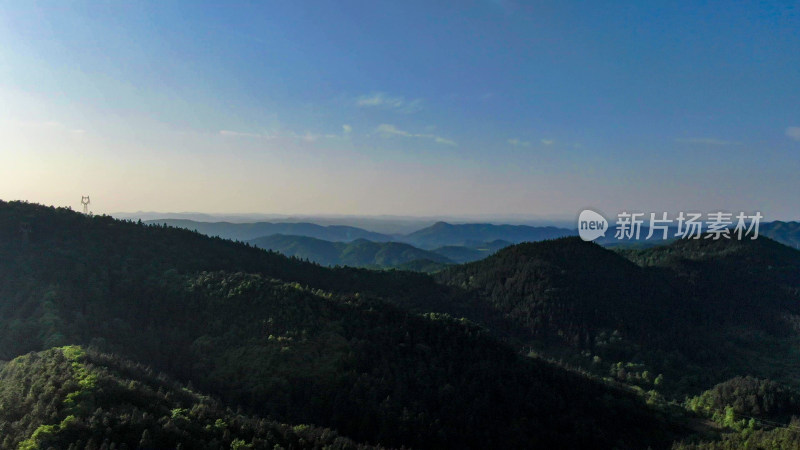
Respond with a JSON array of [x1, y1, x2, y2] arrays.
[[578, 209, 608, 242]]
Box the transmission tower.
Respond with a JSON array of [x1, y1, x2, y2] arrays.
[[19, 222, 31, 244], [81, 195, 91, 214]]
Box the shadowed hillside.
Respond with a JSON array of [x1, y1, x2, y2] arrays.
[[0, 201, 682, 449], [145, 219, 393, 242], [404, 221, 575, 249], [435, 237, 800, 397], [0, 346, 375, 449], [248, 234, 453, 269]]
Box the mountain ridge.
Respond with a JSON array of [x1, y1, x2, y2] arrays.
[[0, 346, 376, 449], [145, 219, 394, 242], [0, 200, 681, 449], [248, 234, 453, 269], [435, 235, 800, 397]]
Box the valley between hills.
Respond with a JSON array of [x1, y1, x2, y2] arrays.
[[2, 201, 800, 449]]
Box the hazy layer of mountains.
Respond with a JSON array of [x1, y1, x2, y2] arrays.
[[4, 201, 800, 448], [146, 218, 577, 247], [147, 218, 578, 268], [145, 218, 394, 243], [403, 221, 575, 248], [119, 211, 574, 234], [763, 220, 800, 249], [149, 217, 800, 270], [248, 234, 453, 269]]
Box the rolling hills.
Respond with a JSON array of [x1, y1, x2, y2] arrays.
[[435, 236, 800, 398], [150, 216, 800, 279], [403, 221, 575, 249], [6, 200, 800, 448], [144, 219, 394, 242], [0, 200, 683, 449], [0, 346, 374, 449], [248, 234, 453, 268]]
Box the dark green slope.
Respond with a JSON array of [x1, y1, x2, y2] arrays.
[[145, 218, 392, 242], [674, 377, 800, 449], [248, 233, 344, 265], [0, 346, 376, 450], [435, 237, 685, 345], [248, 234, 452, 268], [431, 240, 511, 263], [340, 238, 452, 267], [435, 236, 800, 397], [686, 376, 800, 424], [0, 200, 461, 324], [619, 236, 800, 331], [431, 245, 487, 263], [391, 258, 451, 273], [0, 201, 680, 449], [403, 221, 575, 249]]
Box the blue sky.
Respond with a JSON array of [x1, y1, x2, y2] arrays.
[[1, 1, 798, 220]]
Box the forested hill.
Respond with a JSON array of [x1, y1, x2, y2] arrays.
[[403, 221, 575, 249], [0, 201, 682, 449], [145, 218, 393, 242], [248, 234, 453, 268], [436, 237, 676, 345], [435, 236, 800, 398], [0, 346, 376, 449], [143, 217, 800, 259]]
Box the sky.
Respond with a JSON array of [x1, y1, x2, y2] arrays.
[[1, 0, 799, 221]]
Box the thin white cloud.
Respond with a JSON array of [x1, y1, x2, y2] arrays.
[[376, 124, 456, 146], [356, 92, 423, 113], [541, 139, 555, 146], [12, 120, 85, 135], [292, 131, 318, 142], [322, 125, 353, 140], [786, 126, 800, 141], [507, 138, 531, 147], [675, 137, 743, 146], [220, 125, 352, 142], [220, 129, 327, 142], [376, 124, 412, 137], [219, 130, 265, 138]]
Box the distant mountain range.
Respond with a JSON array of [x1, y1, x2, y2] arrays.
[[149, 219, 579, 267], [149, 218, 800, 270], [403, 221, 576, 248], [147, 218, 577, 246], [762, 221, 800, 249], [248, 234, 453, 268], [146, 219, 393, 242], [147, 219, 579, 268]]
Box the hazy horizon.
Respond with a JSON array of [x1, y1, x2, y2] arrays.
[[3, 199, 799, 226]]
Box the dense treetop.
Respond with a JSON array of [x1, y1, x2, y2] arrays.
[[0, 201, 682, 449]]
